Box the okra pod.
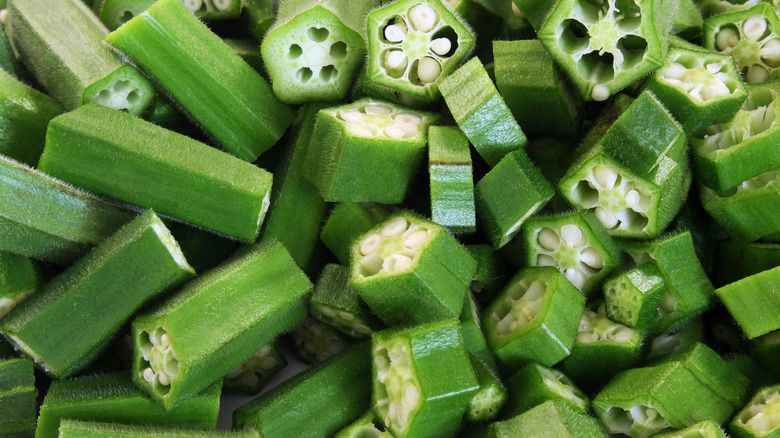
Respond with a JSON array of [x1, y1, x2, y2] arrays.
[[336, 411, 391, 438], [0, 358, 36, 437], [57, 420, 259, 438], [502, 363, 590, 419], [730, 385, 780, 438], [290, 317, 350, 365], [223, 342, 286, 395], [428, 126, 476, 233], [320, 203, 390, 266], [654, 420, 728, 438], [310, 264, 382, 339], [716, 241, 780, 285], [487, 399, 607, 438], [0, 251, 39, 319], [603, 262, 666, 329], [466, 244, 508, 305], [241, 0, 277, 42], [715, 266, 780, 339]]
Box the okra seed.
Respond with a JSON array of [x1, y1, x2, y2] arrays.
[[160, 333, 170, 348], [761, 39, 780, 62], [560, 224, 583, 245], [360, 233, 382, 255], [592, 84, 610, 102], [595, 206, 619, 229], [385, 50, 409, 71], [212, 0, 231, 11], [430, 38, 451, 56], [260, 357, 277, 370], [748, 64, 770, 83], [394, 113, 422, 125], [577, 333, 598, 343], [384, 125, 407, 139], [537, 254, 557, 267], [385, 24, 406, 43], [565, 268, 587, 289], [157, 373, 170, 386], [0, 298, 13, 314], [537, 227, 560, 250], [182, 0, 203, 13], [613, 328, 634, 343], [580, 247, 604, 269], [404, 230, 429, 248], [744, 16, 768, 41], [409, 4, 437, 32], [0, 9, 6, 25], [595, 165, 619, 189], [339, 110, 364, 124], [716, 27, 740, 50], [625, 190, 640, 206], [143, 368, 154, 383], [364, 104, 391, 116], [382, 217, 409, 236], [417, 57, 441, 83], [338, 311, 355, 321]]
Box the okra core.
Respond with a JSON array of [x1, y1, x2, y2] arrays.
[[339, 103, 425, 140], [576, 309, 636, 344], [735, 387, 780, 434], [603, 405, 671, 437], [373, 338, 420, 433], [533, 224, 605, 290], [659, 53, 739, 102], [356, 216, 431, 278], [138, 327, 179, 395]]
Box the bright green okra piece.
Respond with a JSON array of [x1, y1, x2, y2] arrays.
[[40, 104, 274, 242], [290, 317, 350, 365], [0, 358, 36, 437], [0, 69, 63, 166], [261, 0, 376, 104], [132, 240, 311, 410], [728, 354, 778, 394], [502, 363, 590, 419], [466, 244, 508, 304], [335, 411, 392, 438], [716, 241, 780, 285], [0, 252, 38, 323], [439, 57, 526, 167], [654, 420, 728, 438], [320, 203, 390, 265], [0, 210, 194, 378], [366, 0, 475, 102], [57, 420, 259, 438], [603, 262, 666, 329], [510, 0, 557, 30], [428, 126, 476, 233], [234, 344, 371, 438], [487, 399, 607, 438], [646, 318, 704, 360], [754, 330, 780, 377], [223, 342, 286, 395], [105, 0, 295, 162], [0, 27, 17, 77], [350, 211, 477, 326], [731, 385, 780, 438], [6, 0, 154, 115], [371, 319, 478, 438], [305, 99, 439, 203], [241, 0, 277, 42], [99, 0, 242, 30], [36, 373, 221, 438], [482, 266, 585, 368], [310, 264, 382, 339], [715, 266, 780, 339]]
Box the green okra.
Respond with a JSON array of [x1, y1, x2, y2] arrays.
[[290, 317, 350, 365], [670, 0, 705, 40], [241, 0, 277, 42], [466, 244, 507, 304], [510, 0, 555, 30], [728, 354, 777, 393], [350, 211, 477, 326], [717, 241, 780, 285], [320, 203, 390, 265], [441, 0, 505, 44], [731, 385, 780, 438], [224, 342, 286, 395], [755, 330, 780, 377], [0, 251, 39, 319], [439, 57, 526, 167], [142, 94, 194, 135], [502, 363, 590, 419], [96, 0, 151, 30], [40, 104, 274, 242], [105, 0, 295, 162], [715, 266, 780, 339], [0, 358, 36, 437], [310, 264, 382, 339], [603, 262, 666, 329], [6, 0, 154, 115], [0, 27, 17, 77], [487, 399, 607, 438], [654, 420, 728, 438], [0, 69, 62, 166], [646, 318, 704, 360], [482, 266, 585, 368], [371, 320, 478, 438], [132, 240, 311, 410], [166, 223, 239, 274], [428, 126, 476, 233], [335, 411, 391, 438], [36, 373, 221, 438], [224, 39, 265, 74], [696, 0, 769, 20], [57, 420, 259, 438], [234, 344, 372, 438]]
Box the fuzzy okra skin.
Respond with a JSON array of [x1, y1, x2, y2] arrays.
[[0, 27, 17, 77], [0, 210, 194, 378], [466, 244, 508, 304], [0, 251, 39, 319], [716, 241, 780, 285], [57, 420, 260, 438], [242, 0, 277, 42], [320, 203, 389, 265], [223, 342, 287, 395], [428, 126, 476, 233], [487, 399, 607, 438], [132, 240, 311, 410], [310, 264, 382, 339], [99, 0, 242, 30], [0, 358, 36, 437], [603, 262, 666, 329], [105, 0, 295, 162], [653, 420, 727, 438], [336, 411, 392, 438], [731, 384, 780, 438], [502, 363, 590, 419], [6, 0, 154, 115], [36, 373, 221, 438], [40, 104, 274, 242], [715, 266, 780, 339]]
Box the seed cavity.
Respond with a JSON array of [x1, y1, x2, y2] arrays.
[[713, 15, 780, 84], [533, 223, 604, 290], [603, 404, 671, 437], [93, 80, 144, 112], [738, 388, 780, 434], [224, 343, 280, 388], [138, 327, 179, 395], [336, 102, 427, 140], [489, 280, 547, 336], [291, 318, 348, 363], [312, 304, 372, 338], [357, 216, 432, 277], [576, 309, 636, 344], [374, 340, 420, 433]]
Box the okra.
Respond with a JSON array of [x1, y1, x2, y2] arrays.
[[671, 0, 705, 40], [696, 0, 767, 20], [0, 251, 39, 319], [166, 223, 239, 274], [36, 373, 221, 437], [0, 358, 36, 437], [241, 0, 277, 42], [755, 330, 780, 377], [290, 317, 350, 365], [336, 411, 391, 438], [730, 385, 780, 438], [371, 320, 478, 438], [0, 26, 17, 77], [715, 266, 780, 339], [310, 264, 382, 339], [57, 420, 259, 438], [350, 211, 477, 326], [304, 99, 439, 203], [428, 126, 476, 233], [716, 241, 780, 285], [39, 104, 274, 242], [728, 354, 778, 394], [487, 399, 607, 438], [132, 240, 311, 410], [482, 266, 585, 368], [654, 420, 728, 438], [6, 0, 154, 115], [603, 262, 666, 329], [466, 244, 508, 304], [646, 318, 704, 360], [105, 0, 295, 162], [223, 342, 286, 395], [320, 203, 390, 265], [510, 0, 556, 31], [442, 0, 504, 44], [224, 39, 265, 74], [0, 210, 193, 378], [502, 363, 590, 419]]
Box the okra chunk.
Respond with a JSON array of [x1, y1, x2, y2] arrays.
[[223, 342, 286, 395], [654, 420, 727, 438], [488, 399, 607, 438], [311, 264, 382, 339], [0, 252, 39, 319], [715, 266, 780, 339], [290, 317, 350, 365], [603, 262, 666, 329], [503, 363, 590, 418], [0, 359, 36, 436], [731, 385, 780, 438]]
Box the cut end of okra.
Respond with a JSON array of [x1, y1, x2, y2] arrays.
[[180, 0, 241, 19], [576, 308, 638, 345], [312, 303, 374, 339], [529, 364, 591, 412], [733, 386, 780, 436], [224, 342, 286, 394], [602, 404, 671, 438], [138, 326, 180, 397], [83, 65, 155, 117], [658, 50, 743, 102], [355, 215, 433, 278], [373, 337, 422, 434], [603, 262, 666, 328]]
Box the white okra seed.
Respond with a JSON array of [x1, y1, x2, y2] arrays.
[[580, 247, 604, 269], [592, 84, 610, 102], [340, 110, 364, 123], [382, 216, 409, 236], [716, 28, 740, 50], [395, 113, 422, 124], [537, 254, 557, 267], [385, 50, 409, 70], [160, 333, 170, 348], [511, 1, 524, 17], [404, 230, 429, 248], [385, 24, 407, 42], [158, 373, 171, 386], [384, 125, 407, 139], [365, 104, 391, 116], [761, 39, 780, 62], [417, 57, 442, 83], [744, 16, 768, 41], [748, 64, 770, 83], [537, 227, 560, 251], [360, 233, 382, 255], [430, 38, 451, 56], [625, 190, 640, 206], [143, 368, 155, 383], [384, 254, 413, 272], [409, 4, 437, 32], [182, 0, 203, 12], [212, 0, 231, 11], [565, 268, 587, 289], [595, 166, 619, 189], [560, 224, 583, 245], [0, 9, 7, 25]]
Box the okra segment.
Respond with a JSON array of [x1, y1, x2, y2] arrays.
[[603, 262, 666, 329], [0, 251, 39, 319], [0, 358, 36, 436], [503, 363, 590, 418], [57, 420, 259, 438], [428, 126, 476, 233], [336, 411, 392, 438], [715, 266, 780, 339], [224, 342, 286, 395], [654, 420, 727, 438], [466, 244, 507, 304], [487, 399, 608, 438], [731, 385, 780, 438], [320, 203, 389, 265], [310, 264, 381, 339], [290, 317, 350, 365]]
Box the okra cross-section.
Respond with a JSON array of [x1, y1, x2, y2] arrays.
[[310, 264, 381, 339], [503, 363, 590, 418], [350, 211, 477, 326], [731, 385, 780, 438], [223, 342, 286, 395], [603, 262, 666, 329], [366, 0, 475, 101]]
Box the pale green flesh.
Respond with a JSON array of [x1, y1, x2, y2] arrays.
[[356, 216, 433, 278], [373, 338, 421, 434]]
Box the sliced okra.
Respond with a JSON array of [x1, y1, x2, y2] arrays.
[[696, 0, 767, 20], [224, 39, 265, 74], [487, 399, 607, 438], [502, 363, 590, 419], [100, 0, 241, 29], [466, 244, 508, 304], [728, 354, 778, 394], [482, 266, 585, 368], [371, 320, 478, 438], [336, 411, 392, 438], [105, 0, 295, 162], [654, 420, 728, 438], [0, 358, 36, 436], [57, 420, 259, 438], [731, 385, 780, 438], [511, 0, 557, 30], [350, 211, 477, 326], [241, 0, 277, 42], [0, 26, 17, 77], [537, 0, 665, 102], [669, 194, 728, 277], [670, 0, 705, 40], [224, 342, 286, 395], [365, 0, 475, 101], [0, 251, 39, 319], [36, 373, 221, 438], [304, 99, 439, 203], [715, 266, 780, 339], [646, 318, 704, 360], [6, 0, 154, 115], [310, 264, 382, 339], [717, 241, 780, 285], [0, 210, 194, 378], [40, 104, 274, 242], [428, 126, 476, 233], [166, 222, 239, 274], [442, 0, 504, 43], [320, 203, 390, 265], [132, 240, 311, 410], [290, 317, 351, 365], [755, 330, 780, 377], [523, 211, 622, 295], [603, 262, 666, 329]]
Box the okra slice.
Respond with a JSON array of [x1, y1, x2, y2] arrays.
[[365, 0, 475, 101], [310, 264, 382, 339], [0, 210, 193, 378], [537, 0, 664, 102], [40, 104, 273, 242], [0, 69, 62, 166], [350, 211, 477, 326], [439, 57, 526, 167], [715, 266, 780, 339], [132, 240, 311, 410], [0, 251, 39, 319], [643, 46, 748, 133], [511, 0, 557, 30], [716, 241, 780, 285], [321, 203, 390, 265], [371, 320, 478, 438], [442, 0, 504, 44], [696, 0, 767, 20], [755, 330, 780, 377], [336, 411, 392, 438], [654, 420, 728, 438], [690, 82, 780, 191], [0, 358, 36, 437], [105, 0, 295, 162], [36, 373, 221, 437], [428, 126, 476, 233], [0, 27, 17, 77], [523, 211, 622, 295], [731, 385, 780, 438], [234, 344, 371, 438], [487, 399, 608, 438], [603, 262, 666, 329], [223, 342, 286, 395], [671, 0, 705, 40], [466, 244, 507, 304], [6, 0, 154, 115], [475, 149, 555, 249], [57, 420, 259, 438], [97, 0, 152, 30], [290, 317, 351, 365], [502, 363, 590, 419], [261, 0, 375, 104], [646, 318, 704, 360], [304, 99, 439, 203], [482, 266, 585, 368], [241, 0, 277, 42]]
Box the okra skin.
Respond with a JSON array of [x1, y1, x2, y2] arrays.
[[466, 244, 508, 305], [336, 411, 391, 438], [730, 384, 780, 438], [502, 363, 590, 419], [105, 0, 295, 162], [57, 420, 259, 438], [715, 266, 780, 339], [603, 262, 666, 329], [0, 27, 17, 77], [36, 373, 221, 438], [487, 399, 607, 438], [40, 104, 274, 242], [320, 203, 388, 265], [0, 210, 194, 378], [428, 126, 476, 233], [654, 420, 727, 438], [0, 358, 36, 437], [310, 264, 382, 339], [0, 251, 39, 319], [716, 241, 780, 285]]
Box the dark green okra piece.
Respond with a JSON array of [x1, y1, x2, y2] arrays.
[[0, 358, 36, 437], [754, 330, 780, 377], [132, 240, 311, 410], [482, 266, 585, 368], [310, 264, 382, 339], [0, 210, 194, 378], [234, 344, 371, 438], [105, 0, 295, 162], [654, 420, 728, 438], [502, 363, 590, 419], [224, 39, 265, 74], [487, 399, 607, 438], [241, 0, 277, 42], [336, 411, 391, 438], [670, 0, 705, 40], [371, 320, 478, 438], [290, 317, 350, 365], [166, 223, 239, 274], [466, 244, 507, 304], [6, 0, 154, 115], [731, 385, 780, 438], [646, 318, 704, 360], [442, 0, 505, 44], [716, 241, 780, 285], [320, 203, 390, 265], [57, 420, 259, 438], [36, 373, 221, 438], [0, 26, 17, 77], [40, 104, 274, 242], [0, 251, 39, 319], [223, 342, 286, 395], [715, 266, 780, 339], [350, 211, 477, 326], [428, 126, 476, 233], [510, 0, 556, 31], [728, 354, 777, 394], [603, 262, 666, 329]]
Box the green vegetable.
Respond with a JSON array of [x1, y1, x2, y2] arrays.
[[320, 203, 389, 265], [487, 399, 607, 438], [603, 262, 666, 329], [0, 251, 39, 319], [57, 420, 259, 438], [730, 385, 780, 438], [310, 264, 382, 339], [0, 358, 36, 437], [428, 126, 476, 233], [502, 363, 590, 419], [715, 266, 780, 339], [223, 342, 286, 395], [290, 317, 350, 365]]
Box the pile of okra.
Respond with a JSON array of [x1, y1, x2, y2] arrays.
[[2, 0, 780, 436]]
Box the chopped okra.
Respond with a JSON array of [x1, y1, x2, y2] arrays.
[[311, 264, 382, 339], [290, 317, 351, 365], [0, 358, 36, 436], [336, 411, 392, 438], [654, 420, 728, 438], [731, 385, 780, 438], [715, 266, 780, 339], [224, 342, 286, 395], [0, 251, 39, 319], [603, 262, 666, 329], [487, 399, 608, 438], [502, 363, 590, 419]]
